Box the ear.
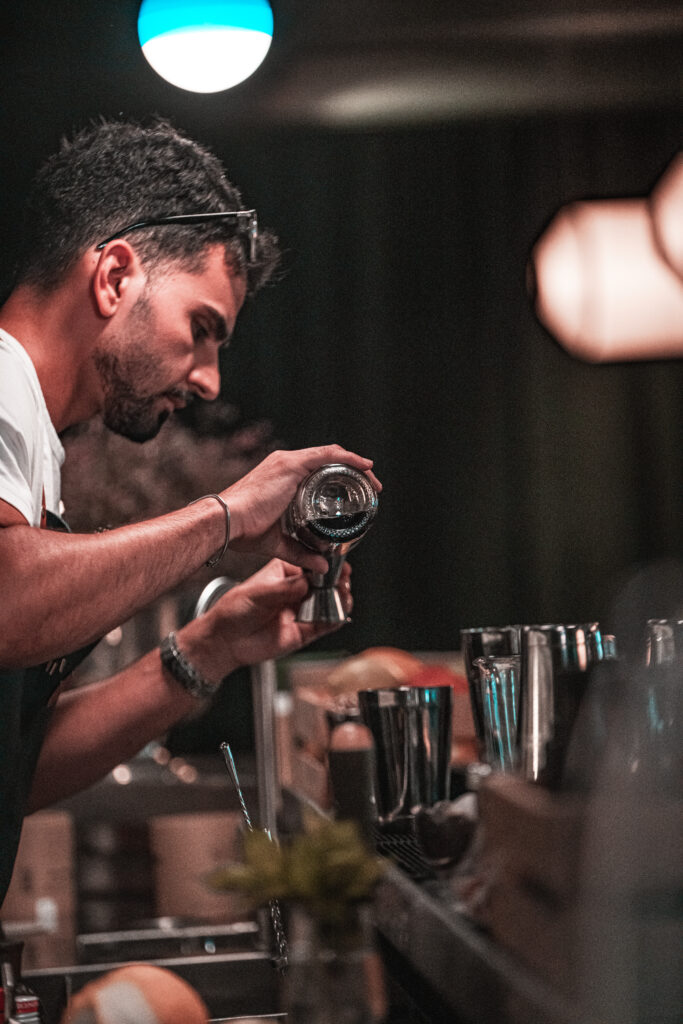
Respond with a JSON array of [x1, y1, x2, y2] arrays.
[[91, 240, 143, 318]]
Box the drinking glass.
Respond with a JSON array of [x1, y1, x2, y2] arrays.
[[474, 654, 521, 772], [460, 626, 521, 751]]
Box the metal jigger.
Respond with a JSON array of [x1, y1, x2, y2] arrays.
[[284, 463, 378, 623]]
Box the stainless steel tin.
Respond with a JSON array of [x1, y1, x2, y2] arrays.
[[358, 686, 452, 822], [519, 622, 606, 788]]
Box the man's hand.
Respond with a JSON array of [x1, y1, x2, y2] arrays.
[[221, 445, 381, 572], [178, 559, 353, 682], [28, 558, 353, 812]]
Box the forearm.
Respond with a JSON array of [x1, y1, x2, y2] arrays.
[[0, 499, 227, 668], [0, 444, 376, 668], [27, 557, 351, 811], [27, 637, 229, 811]]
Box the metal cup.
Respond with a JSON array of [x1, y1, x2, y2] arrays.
[[645, 618, 683, 665], [519, 622, 608, 788], [474, 654, 521, 773], [358, 686, 453, 823], [460, 626, 521, 748]]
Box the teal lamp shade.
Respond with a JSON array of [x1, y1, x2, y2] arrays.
[[138, 0, 274, 93]]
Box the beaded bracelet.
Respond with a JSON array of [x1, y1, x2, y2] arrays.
[[160, 631, 220, 701]]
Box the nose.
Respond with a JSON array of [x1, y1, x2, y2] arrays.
[[187, 350, 221, 401]]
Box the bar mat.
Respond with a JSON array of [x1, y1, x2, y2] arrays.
[[372, 820, 436, 882]]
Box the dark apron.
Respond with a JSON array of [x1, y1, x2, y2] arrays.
[[0, 511, 100, 906]]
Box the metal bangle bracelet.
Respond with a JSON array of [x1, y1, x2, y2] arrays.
[[189, 493, 230, 568]]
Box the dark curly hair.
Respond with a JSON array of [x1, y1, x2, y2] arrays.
[[14, 118, 280, 297]]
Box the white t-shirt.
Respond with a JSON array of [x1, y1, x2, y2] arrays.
[[0, 328, 64, 526]]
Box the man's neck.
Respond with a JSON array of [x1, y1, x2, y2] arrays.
[[0, 282, 101, 434]]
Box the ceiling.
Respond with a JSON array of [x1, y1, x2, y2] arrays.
[[1, 1, 681, 134], [223, 0, 683, 126]]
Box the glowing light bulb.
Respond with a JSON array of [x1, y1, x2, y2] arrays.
[[138, 0, 273, 94], [650, 152, 683, 281], [530, 198, 683, 362]]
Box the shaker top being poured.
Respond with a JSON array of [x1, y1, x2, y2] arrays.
[[285, 463, 379, 553], [284, 463, 379, 623]]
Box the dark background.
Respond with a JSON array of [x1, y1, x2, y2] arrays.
[[1, 1, 681, 654]]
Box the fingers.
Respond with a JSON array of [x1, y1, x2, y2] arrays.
[[222, 447, 379, 563], [362, 468, 382, 493], [297, 446, 382, 492], [255, 560, 353, 615], [247, 571, 310, 607], [278, 560, 309, 580], [233, 558, 353, 620], [275, 536, 329, 574]]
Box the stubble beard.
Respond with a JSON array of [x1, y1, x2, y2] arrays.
[[99, 360, 170, 443], [94, 293, 180, 443]]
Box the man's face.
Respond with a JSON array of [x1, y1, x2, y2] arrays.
[[94, 246, 245, 442]]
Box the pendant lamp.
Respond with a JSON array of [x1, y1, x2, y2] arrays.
[[138, 0, 274, 93]]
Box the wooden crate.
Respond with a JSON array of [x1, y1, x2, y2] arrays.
[[148, 812, 249, 922], [2, 811, 77, 969], [478, 772, 683, 1016], [477, 774, 586, 998]]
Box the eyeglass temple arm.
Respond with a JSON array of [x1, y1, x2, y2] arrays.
[[95, 210, 258, 260]]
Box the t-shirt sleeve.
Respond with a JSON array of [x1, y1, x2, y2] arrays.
[[0, 418, 34, 524], [0, 360, 41, 525]]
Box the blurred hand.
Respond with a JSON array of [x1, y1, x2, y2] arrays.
[[221, 445, 380, 572], [188, 559, 353, 679]]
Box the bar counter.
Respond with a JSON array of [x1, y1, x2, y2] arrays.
[[281, 784, 582, 1024], [374, 860, 577, 1024]]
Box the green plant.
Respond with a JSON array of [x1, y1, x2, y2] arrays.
[[210, 819, 384, 935]]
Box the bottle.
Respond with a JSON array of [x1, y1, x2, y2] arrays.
[[0, 942, 44, 1023]]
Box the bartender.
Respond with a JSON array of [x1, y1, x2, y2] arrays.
[[0, 117, 380, 906]]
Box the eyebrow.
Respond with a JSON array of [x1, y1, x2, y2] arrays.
[[199, 304, 230, 345]]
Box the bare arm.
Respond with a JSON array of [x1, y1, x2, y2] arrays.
[[28, 558, 352, 810], [0, 505, 225, 668], [0, 444, 379, 669], [27, 647, 200, 809]]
